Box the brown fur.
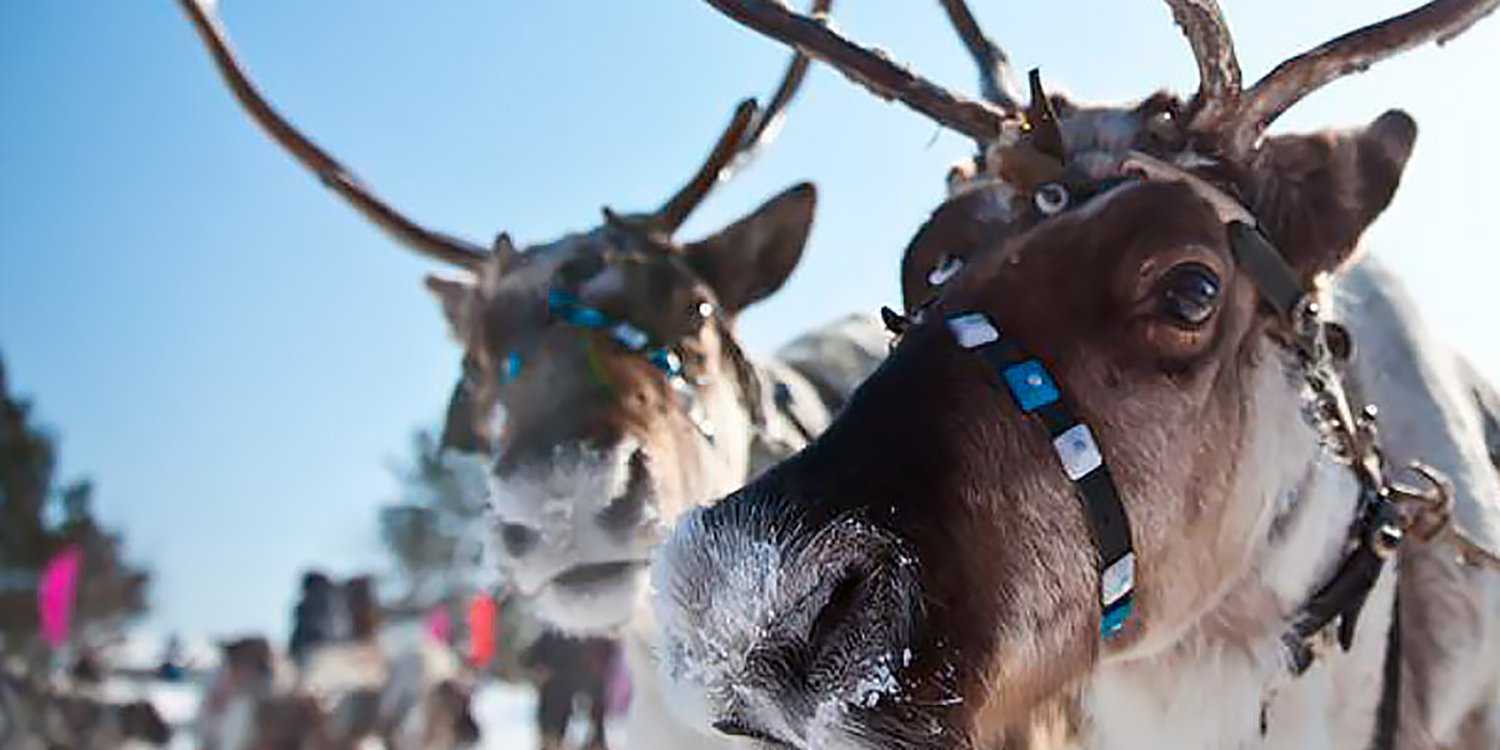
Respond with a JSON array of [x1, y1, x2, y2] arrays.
[[655, 106, 1445, 747], [435, 184, 816, 528]]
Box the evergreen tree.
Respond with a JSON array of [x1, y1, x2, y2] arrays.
[[378, 429, 490, 610], [0, 355, 150, 655]]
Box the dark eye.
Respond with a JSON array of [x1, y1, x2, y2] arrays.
[[1158, 263, 1221, 327]]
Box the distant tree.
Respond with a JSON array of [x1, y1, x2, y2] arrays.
[[0, 354, 150, 657], [378, 429, 490, 610]]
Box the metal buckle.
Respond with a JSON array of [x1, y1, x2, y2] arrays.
[[1386, 461, 1455, 544]]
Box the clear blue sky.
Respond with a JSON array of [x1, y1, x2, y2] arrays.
[[2, 1, 1496, 641]]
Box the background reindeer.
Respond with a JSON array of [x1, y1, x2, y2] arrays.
[[0, 666, 171, 749], [178, 1, 887, 747], [655, 1, 1500, 747]]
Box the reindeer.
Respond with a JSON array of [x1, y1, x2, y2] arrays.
[[197, 634, 477, 750], [176, 2, 887, 747], [654, 1, 1500, 748], [0, 667, 172, 749]]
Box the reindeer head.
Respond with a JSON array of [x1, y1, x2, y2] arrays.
[[179, 0, 830, 634], [654, 1, 1491, 746]]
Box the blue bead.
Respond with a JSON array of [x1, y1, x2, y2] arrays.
[[548, 289, 608, 329], [1002, 360, 1060, 412], [571, 307, 607, 329], [546, 288, 578, 310], [501, 351, 524, 383], [649, 349, 682, 376], [1101, 599, 1133, 639]]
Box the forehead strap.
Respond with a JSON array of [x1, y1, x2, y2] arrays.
[[1119, 151, 1307, 320], [544, 288, 716, 443], [1114, 151, 1427, 677]]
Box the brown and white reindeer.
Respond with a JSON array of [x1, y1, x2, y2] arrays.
[[176, 1, 886, 747], [655, 1, 1500, 748]]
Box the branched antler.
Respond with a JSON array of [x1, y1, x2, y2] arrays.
[[1227, 0, 1498, 154], [703, 0, 1011, 143], [649, 0, 833, 236], [936, 0, 1022, 111], [1163, 0, 1242, 131], [177, 0, 492, 269], [1165, 0, 1499, 156]]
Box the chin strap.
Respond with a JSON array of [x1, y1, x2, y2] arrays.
[[1227, 219, 1465, 684], [1116, 150, 1461, 681]]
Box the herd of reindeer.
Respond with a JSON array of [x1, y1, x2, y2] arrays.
[[12, 0, 1500, 748]]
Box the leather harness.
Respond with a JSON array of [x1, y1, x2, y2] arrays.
[[897, 150, 1454, 747]]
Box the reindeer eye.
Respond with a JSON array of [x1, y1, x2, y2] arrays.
[[1158, 263, 1221, 327], [1034, 183, 1070, 216]]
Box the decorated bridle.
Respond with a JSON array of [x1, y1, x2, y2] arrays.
[[891, 144, 1464, 670], [540, 285, 718, 443]]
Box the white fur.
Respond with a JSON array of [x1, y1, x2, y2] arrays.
[[490, 316, 887, 749], [487, 439, 659, 632], [1084, 348, 1390, 749]]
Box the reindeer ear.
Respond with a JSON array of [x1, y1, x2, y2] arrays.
[[1246, 109, 1417, 280], [440, 376, 487, 454], [683, 182, 816, 314], [424, 274, 477, 340]]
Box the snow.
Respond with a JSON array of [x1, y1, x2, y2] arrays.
[[141, 679, 556, 749]]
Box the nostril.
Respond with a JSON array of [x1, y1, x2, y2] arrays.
[[712, 719, 790, 747], [598, 448, 652, 533], [598, 490, 645, 532], [499, 522, 539, 558], [808, 569, 866, 654]]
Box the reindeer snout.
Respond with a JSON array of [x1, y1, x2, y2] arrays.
[[490, 444, 659, 564]]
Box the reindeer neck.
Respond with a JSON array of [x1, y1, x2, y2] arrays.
[[1081, 349, 1396, 749]]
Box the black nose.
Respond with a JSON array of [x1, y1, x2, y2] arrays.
[[807, 567, 868, 655], [499, 521, 540, 558], [712, 719, 791, 747], [597, 449, 652, 534]]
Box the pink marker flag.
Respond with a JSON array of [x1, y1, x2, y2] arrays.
[[425, 605, 452, 644], [38, 545, 82, 648]]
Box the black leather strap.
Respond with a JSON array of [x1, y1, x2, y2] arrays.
[[1229, 221, 1306, 318], [947, 311, 1138, 638], [1371, 591, 1401, 750]]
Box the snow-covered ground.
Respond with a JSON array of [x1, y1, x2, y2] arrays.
[[132, 678, 598, 749], [119, 678, 539, 748]]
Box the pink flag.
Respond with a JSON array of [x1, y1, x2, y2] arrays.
[[425, 605, 452, 644], [38, 545, 82, 648]]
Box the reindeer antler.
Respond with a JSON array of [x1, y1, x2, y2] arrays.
[[1229, 0, 1498, 154], [1168, 0, 1499, 156], [1163, 0, 1242, 131], [648, 0, 835, 236], [176, 0, 493, 270], [702, 0, 1011, 144], [937, 0, 1023, 111]]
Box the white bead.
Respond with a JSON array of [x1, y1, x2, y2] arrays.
[[1101, 552, 1135, 606], [1053, 423, 1103, 480], [946, 313, 999, 349]]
